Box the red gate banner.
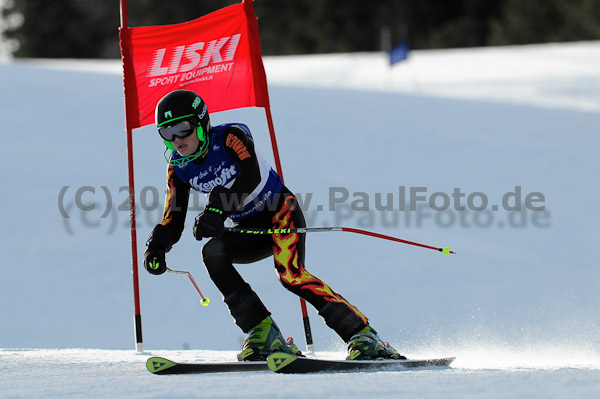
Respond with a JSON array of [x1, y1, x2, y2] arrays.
[[119, 0, 269, 130]]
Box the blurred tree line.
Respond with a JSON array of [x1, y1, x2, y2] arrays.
[[2, 0, 600, 58]]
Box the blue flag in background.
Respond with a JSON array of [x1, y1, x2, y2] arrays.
[[389, 41, 409, 66]]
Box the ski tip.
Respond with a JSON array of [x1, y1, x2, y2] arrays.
[[267, 352, 297, 372], [146, 357, 177, 374]]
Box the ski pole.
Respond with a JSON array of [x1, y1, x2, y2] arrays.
[[225, 226, 455, 255], [167, 268, 210, 306]]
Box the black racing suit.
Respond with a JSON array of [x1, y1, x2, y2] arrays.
[[146, 124, 369, 341]]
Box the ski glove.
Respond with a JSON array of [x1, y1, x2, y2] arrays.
[[143, 247, 166, 275], [193, 186, 230, 241], [143, 224, 173, 275], [193, 207, 226, 240]]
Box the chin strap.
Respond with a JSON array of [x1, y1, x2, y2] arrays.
[[163, 133, 210, 166]]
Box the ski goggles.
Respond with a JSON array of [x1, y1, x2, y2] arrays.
[[158, 120, 196, 142]]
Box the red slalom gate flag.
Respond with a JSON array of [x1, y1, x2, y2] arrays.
[[119, 0, 269, 130]]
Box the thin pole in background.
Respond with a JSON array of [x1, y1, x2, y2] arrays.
[[119, 0, 143, 353]]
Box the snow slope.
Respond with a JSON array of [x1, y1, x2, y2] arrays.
[[2, 348, 600, 399], [1, 42, 600, 398]]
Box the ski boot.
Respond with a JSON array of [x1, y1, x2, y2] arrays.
[[346, 326, 407, 360], [238, 316, 302, 361]]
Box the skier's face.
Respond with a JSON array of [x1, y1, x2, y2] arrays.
[[171, 126, 200, 157]]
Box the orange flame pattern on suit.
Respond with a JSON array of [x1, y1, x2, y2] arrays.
[[271, 195, 368, 324], [160, 164, 176, 226]]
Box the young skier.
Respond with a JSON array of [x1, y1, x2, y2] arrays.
[[143, 89, 405, 361]]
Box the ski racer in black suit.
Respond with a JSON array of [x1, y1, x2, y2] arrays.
[[143, 89, 405, 361]]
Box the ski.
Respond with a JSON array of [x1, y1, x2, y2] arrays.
[[146, 354, 455, 375], [146, 357, 269, 375], [267, 353, 455, 374]]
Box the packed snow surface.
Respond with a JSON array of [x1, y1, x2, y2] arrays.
[[1, 41, 600, 398]]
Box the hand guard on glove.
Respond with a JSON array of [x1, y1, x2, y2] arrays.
[[143, 224, 173, 275], [193, 186, 230, 241], [143, 247, 166, 275]]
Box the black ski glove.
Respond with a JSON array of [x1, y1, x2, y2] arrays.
[[143, 247, 166, 275], [193, 208, 227, 240], [193, 186, 230, 240], [143, 224, 173, 275]]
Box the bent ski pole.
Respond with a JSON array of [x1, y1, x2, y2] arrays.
[[225, 226, 455, 255], [167, 268, 210, 306]]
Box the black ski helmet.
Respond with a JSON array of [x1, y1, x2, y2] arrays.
[[155, 90, 211, 164], [156, 89, 210, 132]]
